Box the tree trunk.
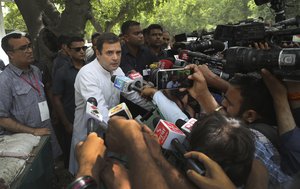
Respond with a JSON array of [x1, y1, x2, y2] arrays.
[[54, 0, 91, 37], [14, 0, 92, 73], [285, 0, 300, 19], [14, 0, 44, 59]]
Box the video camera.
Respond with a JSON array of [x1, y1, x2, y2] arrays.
[[213, 18, 300, 47], [178, 47, 300, 80]]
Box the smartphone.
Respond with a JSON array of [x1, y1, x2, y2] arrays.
[[156, 68, 193, 90]]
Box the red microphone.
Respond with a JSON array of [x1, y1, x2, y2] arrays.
[[153, 119, 186, 150]]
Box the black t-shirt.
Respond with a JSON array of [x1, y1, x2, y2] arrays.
[[52, 63, 80, 123], [120, 44, 158, 75]]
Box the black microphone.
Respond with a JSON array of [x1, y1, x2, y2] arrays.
[[152, 116, 161, 129], [175, 119, 186, 128], [171, 138, 205, 175], [86, 97, 98, 135]]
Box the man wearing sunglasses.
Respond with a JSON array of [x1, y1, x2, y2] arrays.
[[52, 36, 86, 168], [0, 31, 62, 158]]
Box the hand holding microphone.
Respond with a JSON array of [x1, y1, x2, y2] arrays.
[[86, 97, 108, 135], [184, 151, 236, 189]]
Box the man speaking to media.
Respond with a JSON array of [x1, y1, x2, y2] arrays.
[[69, 32, 153, 175]]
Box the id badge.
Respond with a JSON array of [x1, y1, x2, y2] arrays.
[[38, 101, 50, 121]]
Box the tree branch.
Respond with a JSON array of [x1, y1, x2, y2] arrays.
[[105, 4, 130, 32], [89, 12, 103, 33]]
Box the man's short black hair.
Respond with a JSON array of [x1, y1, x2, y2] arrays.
[[229, 73, 276, 125], [190, 112, 255, 187], [91, 32, 101, 41], [146, 24, 163, 35], [66, 36, 84, 47], [121, 20, 140, 35], [57, 35, 70, 49], [96, 32, 120, 53], [1, 31, 30, 53]]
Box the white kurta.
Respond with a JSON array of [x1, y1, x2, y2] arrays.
[[69, 59, 153, 174]]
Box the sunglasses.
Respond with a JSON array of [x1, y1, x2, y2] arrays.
[[70, 46, 88, 52]]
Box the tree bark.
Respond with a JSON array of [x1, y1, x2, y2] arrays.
[[89, 12, 103, 33], [15, 0, 92, 73], [54, 0, 91, 37]]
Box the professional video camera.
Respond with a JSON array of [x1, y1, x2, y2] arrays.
[[224, 47, 300, 80], [213, 17, 300, 47], [173, 32, 225, 54], [179, 47, 300, 80]]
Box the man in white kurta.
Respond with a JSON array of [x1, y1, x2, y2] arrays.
[[69, 33, 153, 174]]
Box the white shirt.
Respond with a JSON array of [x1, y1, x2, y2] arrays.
[[69, 58, 153, 174], [152, 91, 189, 123]]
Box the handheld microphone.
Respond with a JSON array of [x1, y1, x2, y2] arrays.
[[154, 119, 205, 175], [174, 59, 188, 68], [127, 72, 143, 88], [171, 138, 205, 175], [86, 97, 108, 134], [108, 102, 133, 119], [111, 75, 142, 93], [153, 119, 186, 151], [176, 118, 198, 134]]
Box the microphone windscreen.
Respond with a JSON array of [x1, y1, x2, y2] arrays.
[[111, 75, 117, 83], [87, 97, 98, 106], [159, 59, 173, 69], [175, 119, 186, 128], [152, 117, 161, 129]]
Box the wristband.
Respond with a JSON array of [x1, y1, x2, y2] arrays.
[[67, 175, 97, 189], [288, 92, 300, 101], [214, 106, 224, 112]]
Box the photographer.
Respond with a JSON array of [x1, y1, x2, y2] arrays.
[[183, 64, 292, 187], [262, 69, 300, 176]]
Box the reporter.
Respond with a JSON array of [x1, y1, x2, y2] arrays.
[[100, 159, 131, 189], [142, 125, 198, 189], [262, 69, 300, 175], [106, 116, 170, 189], [183, 64, 291, 187], [75, 132, 106, 185], [184, 151, 236, 189]]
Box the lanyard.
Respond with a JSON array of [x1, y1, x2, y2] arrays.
[[21, 73, 41, 96]]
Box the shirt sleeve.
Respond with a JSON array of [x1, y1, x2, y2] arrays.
[[75, 70, 110, 123], [0, 74, 12, 118], [152, 91, 189, 123]]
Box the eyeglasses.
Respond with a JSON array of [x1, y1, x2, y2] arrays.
[[11, 43, 33, 53], [70, 46, 88, 52]]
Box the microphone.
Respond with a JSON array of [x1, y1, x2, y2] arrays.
[[174, 59, 188, 68], [86, 97, 108, 134], [111, 75, 142, 93], [171, 138, 205, 175], [127, 72, 143, 88], [153, 119, 186, 150], [176, 118, 198, 134], [154, 119, 205, 175], [158, 59, 174, 69], [108, 102, 133, 119]]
